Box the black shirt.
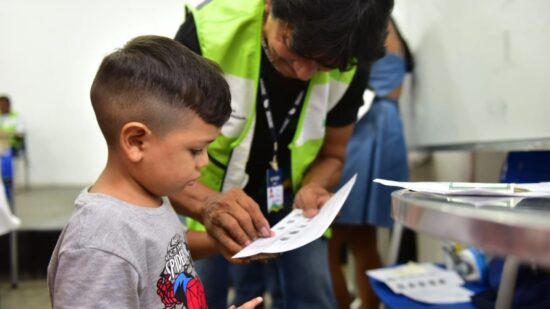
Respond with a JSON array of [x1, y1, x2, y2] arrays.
[[175, 12, 367, 218]]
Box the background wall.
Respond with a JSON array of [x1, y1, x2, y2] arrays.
[[0, 0, 185, 186], [390, 0, 517, 262], [2, 0, 538, 187], [393, 0, 550, 148]]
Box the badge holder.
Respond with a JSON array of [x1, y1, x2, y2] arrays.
[[266, 145, 284, 213]]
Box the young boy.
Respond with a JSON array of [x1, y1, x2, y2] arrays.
[[47, 35, 262, 309]]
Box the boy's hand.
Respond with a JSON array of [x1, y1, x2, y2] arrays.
[[201, 188, 274, 262], [228, 297, 263, 309], [293, 183, 333, 218]]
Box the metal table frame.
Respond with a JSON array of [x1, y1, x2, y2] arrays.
[[387, 190, 550, 309]]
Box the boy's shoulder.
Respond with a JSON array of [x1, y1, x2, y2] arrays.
[[59, 190, 178, 260]]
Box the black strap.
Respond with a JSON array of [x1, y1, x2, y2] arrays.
[[259, 78, 304, 169]]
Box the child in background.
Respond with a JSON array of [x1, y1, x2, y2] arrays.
[[47, 35, 262, 309], [328, 18, 415, 309]]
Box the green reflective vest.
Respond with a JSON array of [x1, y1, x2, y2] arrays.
[[187, 0, 356, 232], [0, 112, 23, 149]]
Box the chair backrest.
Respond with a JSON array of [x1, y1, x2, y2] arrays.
[[500, 151, 550, 183]]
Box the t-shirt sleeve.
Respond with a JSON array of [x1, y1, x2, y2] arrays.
[[174, 10, 202, 55], [52, 248, 140, 308], [325, 65, 369, 127]]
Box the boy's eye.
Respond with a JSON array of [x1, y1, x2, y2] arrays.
[[190, 148, 204, 156]]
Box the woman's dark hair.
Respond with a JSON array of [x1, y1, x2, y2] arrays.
[[271, 0, 394, 70]]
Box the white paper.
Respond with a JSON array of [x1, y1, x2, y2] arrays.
[[0, 181, 20, 236], [403, 286, 473, 304], [445, 196, 526, 208], [233, 175, 357, 259], [367, 263, 464, 294], [367, 263, 472, 304], [374, 179, 550, 198]]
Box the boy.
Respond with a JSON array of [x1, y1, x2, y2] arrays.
[[47, 35, 262, 308]]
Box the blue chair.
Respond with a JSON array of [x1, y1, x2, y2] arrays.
[[466, 151, 550, 308], [2, 148, 14, 200], [500, 151, 550, 183]]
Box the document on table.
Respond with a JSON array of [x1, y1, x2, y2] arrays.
[[233, 175, 357, 259], [367, 263, 473, 304], [374, 179, 550, 198], [445, 196, 526, 208]]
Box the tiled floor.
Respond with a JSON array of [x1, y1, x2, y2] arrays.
[[0, 280, 50, 309], [14, 187, 81, 231]]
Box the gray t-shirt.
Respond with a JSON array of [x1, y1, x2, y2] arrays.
[[48, 190, 206, 309]]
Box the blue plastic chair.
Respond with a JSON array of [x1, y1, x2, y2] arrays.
[[500, 151, 550, 183]]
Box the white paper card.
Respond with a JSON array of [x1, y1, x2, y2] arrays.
[[233, 175, 357, 259], [374, 179, 550, 197], [403, 286, 473, 304], [367, 263, 472, 304]]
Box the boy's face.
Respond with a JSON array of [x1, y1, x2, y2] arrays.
[[138, 114, 219, 197], [0, 99, 9, 114]]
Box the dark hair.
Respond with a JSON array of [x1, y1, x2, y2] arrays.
[[0, 96, 10, 105], [90, 35, 231, 145], [271, 0, 394, 71]]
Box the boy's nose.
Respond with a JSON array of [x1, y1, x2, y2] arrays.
[[197, 150, 209, 169]]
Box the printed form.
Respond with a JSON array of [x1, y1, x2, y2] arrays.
[[233, 175, 357, 259]]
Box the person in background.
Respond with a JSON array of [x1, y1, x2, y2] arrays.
[[328, 18, 415, 309], [171, 0, 394, 307], [0, 95, 25, 154], [0, 95, 25, 200], [47, 35, 262, 309]]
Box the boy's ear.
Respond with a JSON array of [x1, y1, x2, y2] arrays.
[[119, 122, 151, 162]]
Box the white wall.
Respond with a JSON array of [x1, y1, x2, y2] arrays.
[[392, 1, 520, 261], [393, 0, 550, 148], [0, 0, 185, 186]]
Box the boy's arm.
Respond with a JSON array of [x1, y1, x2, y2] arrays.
[[186, 230, 219, 260], [52, 249, 139, 308], [170, 182, 273, 262]]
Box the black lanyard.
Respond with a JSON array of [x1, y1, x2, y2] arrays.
[[259, 78, 304, 170]]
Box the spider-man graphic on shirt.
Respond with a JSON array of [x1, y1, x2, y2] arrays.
[[157, 234, 206, 309]]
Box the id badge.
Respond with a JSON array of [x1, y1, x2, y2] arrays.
[[266, 167, 284, 213]]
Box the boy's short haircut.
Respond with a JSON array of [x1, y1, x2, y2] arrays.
[[90, 35, 231, 146]]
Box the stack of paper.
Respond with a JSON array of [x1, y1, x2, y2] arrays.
[[367, 263, 473, 304], [374, 179, 550, 198]]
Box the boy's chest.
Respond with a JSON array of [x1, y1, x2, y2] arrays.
[[141, 227, 205, 308]]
